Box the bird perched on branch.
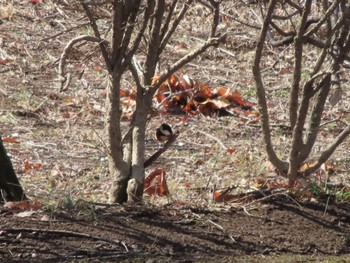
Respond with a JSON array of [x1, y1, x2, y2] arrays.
[[156, 123, 173, 143]]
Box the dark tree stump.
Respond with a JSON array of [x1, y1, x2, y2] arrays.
[[0, 136, 26, 202]]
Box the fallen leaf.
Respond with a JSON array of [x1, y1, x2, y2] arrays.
[[15, 211, 36, 218], [144, 168, 169, 197], [4, 200, 43, 211], [2, 137, 18, 143], [0, 59, 9, 65], [227, 148, 236, 154]]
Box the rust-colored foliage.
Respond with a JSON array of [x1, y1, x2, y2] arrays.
[[155, 75, 255, 117], [2, 137, 18, 143], [144, 168, 169, 197], [4, 199, 43, 211], [18, 161, 43, 174], [121, 74, 256, 119]]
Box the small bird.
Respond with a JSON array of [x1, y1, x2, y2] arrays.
[[156, 123, 173, 143]]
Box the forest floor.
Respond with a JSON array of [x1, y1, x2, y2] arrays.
[[1, 1, 350, 262], [1, 198, 349, 262]]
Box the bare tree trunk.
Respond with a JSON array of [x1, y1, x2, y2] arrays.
[[107, 73, 130, 204]]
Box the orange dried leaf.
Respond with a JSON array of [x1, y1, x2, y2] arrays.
[[2, 137, 18, 143], [194, 89, 213, 102], [152, 74, 161, 85], [62, 112, 70, 119], [213, 191, 237, 203], [197, 100, 220, 115], [144, 168, 169, 197], [299, 161, 317, 173], [167, 75, 182, 91], [227, 148, 236, 154], [217, 87, 230, 97], [155, 92, 166, 103], [4, 199, 43, 211], [279, 67, 291, 74], [213, 191, 222, 200], [0, 59, 9, 65], [183, 101, 198, 115], [183, 181, 191, 188]]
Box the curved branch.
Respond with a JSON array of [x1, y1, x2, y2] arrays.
[[58, 35, 104, 91]]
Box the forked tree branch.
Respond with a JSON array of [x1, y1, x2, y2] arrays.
[[288, 0, 313, 177], [159, 0, 192, 54], [111, 1, 126, 64], [289, 0, 312, 130], [126, 1, 154, 63], [252, 0, 288, 173], [118, 1, 142, 70], [81, 1, 112, 72], [300, 74, 331, 161], [143, 0, 166, 86], [208, 0, 220, 37], [305, 0, 339, 37], [159, 0, 179, 42]]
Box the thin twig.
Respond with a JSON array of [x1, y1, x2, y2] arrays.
[[41, 23, 90, 42], [206, 219, 236, 243], [192, 128, 227, 151]]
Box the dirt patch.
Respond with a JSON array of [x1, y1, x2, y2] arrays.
[[1, 197, 349, 262]]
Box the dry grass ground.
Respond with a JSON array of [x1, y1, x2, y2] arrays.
[[1, 1, 350, 262]]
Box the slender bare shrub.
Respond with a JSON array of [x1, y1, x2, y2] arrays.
[[253, 0, 350, 186], [59, 0, 225, 203]]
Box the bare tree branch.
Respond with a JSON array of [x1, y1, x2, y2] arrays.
[[111, 1, 125, 64], [159, 0, 192, 54], [208, 0, 220, 37], [300, 74, 332, 162], [153, 34, 226, 91], [159, 0, 180, 45], [58, 35, 104, 91], [304, 125, 350, 176], [289, 0, 312, 130], [143, 0, 166, 86], [126, 1, 154, 62], [81, 1, 112, 72], [252, 0, 288, 173], [305, 0, 339, 37]]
